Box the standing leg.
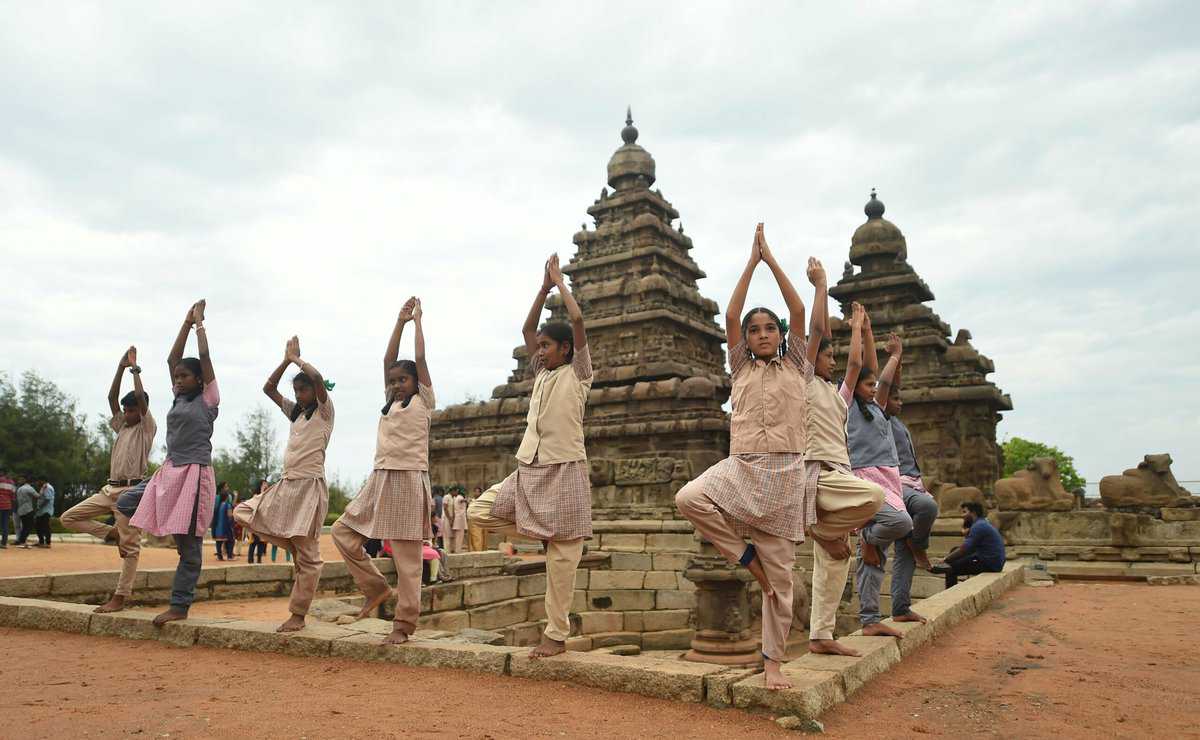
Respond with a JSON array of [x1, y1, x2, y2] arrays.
[[331, 520, 394, 620], [538, 538, 583, 657], [453, 529, 465, 553], [18, 513, 36, 545], [751, 530, 797, 690], [276, 535, 323, 632], [96, 505, 143, 613], [386, 539, 423, 644], [0, 510, 9, 547], [889, 536, 923, 622], [155, 534, 203, 625], [857, 501, 911, 637], [36, 514, 51, 546]]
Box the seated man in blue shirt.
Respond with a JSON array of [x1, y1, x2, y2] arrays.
[[931, 502, 1006, 589]]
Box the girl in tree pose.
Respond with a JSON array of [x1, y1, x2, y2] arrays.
[[332, 297, 433, 645], [234, 336, 334, 632], [118, 300, 219, 626], [468, 253, 593, 659], [675, 224, 816, 691]]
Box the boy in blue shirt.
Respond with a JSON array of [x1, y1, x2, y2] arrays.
[[931, 502, 1005, 589]]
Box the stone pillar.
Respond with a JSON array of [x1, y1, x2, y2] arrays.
[[681, 541, 761, 666]]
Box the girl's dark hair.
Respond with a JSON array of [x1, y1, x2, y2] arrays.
[[537, 321, 575, 362], [741, 307, 788, 357], [290, 372, 318, 422], [176, 357, 204, 386], [817, 337, 832, 353], [120, 390, 149, 407], [852, 368, 876, 422], [382, 360, 420, 414]]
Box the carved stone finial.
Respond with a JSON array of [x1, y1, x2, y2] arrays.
[[621, 106, 639, 145], [865, 188, 885, 219], [678, 221, 685, 234], [843, 260, 853, 279]]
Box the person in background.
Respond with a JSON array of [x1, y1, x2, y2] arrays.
[[231, 490, 245, 558], [34, 478, 55, 548], [931, 502, 1007, 588], [467, 486, 486, 551], [212, 489, 234, 560], [449, 488, 468, 553], [0, 469, 14, 548], [15, 477, 38, 548], [432, 487, 445, 549], [247, 478, 269, 563]]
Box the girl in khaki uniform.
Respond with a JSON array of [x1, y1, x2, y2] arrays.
[[676, 224, 818, 691], [333, 297, 434, 645], [469, 253, 592, 659], [234, 336, 334, 632]]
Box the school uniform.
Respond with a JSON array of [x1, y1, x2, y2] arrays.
[[675, 332, 812, 663], [234, 397, 334, 618], [887, 414, 939, 617], [846, 393, 914, 626], [449, 494, 468, 553], [63, 410, 155, 595], [332, 385, 434, 637], [118, 381, 220, 613], [469, 344, 594, 644], [804, 379, 885, 642]]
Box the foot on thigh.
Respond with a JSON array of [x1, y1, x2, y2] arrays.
[[529, 635, 566, 659], [276, 614, 306, 633], [860, 540, 881, 568], [94, 594, 127, 614], [763, 659, 792, 690], [815, 534, 851, 560], [356, 588, 394, 620], [745, 555, 775, 597], [862, 622, 904, 638], [808, 638, 861, 657], [893, 610, 926, 624], [152, 608, 188, 626], [383, 627, 409, 645]]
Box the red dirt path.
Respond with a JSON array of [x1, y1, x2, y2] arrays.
[[1, 581, 1196, 738]]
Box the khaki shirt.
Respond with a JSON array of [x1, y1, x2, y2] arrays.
[[728, 332, 811, 454], [805, 377, 852, 467], [109, 410, 157, 481], [280, 397, 335, 480], [515, 344, 593, 465], [375, 384, 435, 471]]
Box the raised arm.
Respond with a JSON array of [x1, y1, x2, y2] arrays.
[[844, 302, 866, 392], [725, 225, 762, 347], [127, 346, 148, 416], [862, 307, 878, 376], [805, 258, 828, 364], [412, 300, 431, 387], [522, 258, 554, 359], [874, 333, 902, 408], [548, 254, 587, 351], [108, 347, 130, 417], [191, 300, 215, 383], [166, 304, 194, 375], [384, 298, 416, 387], [756, 225, 805, 338], [263, 341, 290, 411], [289, 336, 329, 404]]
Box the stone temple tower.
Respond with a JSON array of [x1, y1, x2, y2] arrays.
[[429, 110, 731, 518], [828, 191, 1012, 492]]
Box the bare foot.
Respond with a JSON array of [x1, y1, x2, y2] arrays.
[[763, 659, 792, 690], [383, 627, 409, 645], [862, 622, 903, 638], [152, 608, 188, 626], [499, 542, 516, 556], [894, 610, 927, 624], [860, 540, 881, 568], [356, 588, 394, 620], [808, 638, 861, 657], [814, 535, 851, 560], [744, 555, 775, 597], [529, 635, 566, 659], [276, 614, 306, 632], [908, 541, 932, 570], [93, 595, 127, 613]]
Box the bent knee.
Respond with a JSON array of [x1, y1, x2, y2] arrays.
[[674, 480, 704, 513]]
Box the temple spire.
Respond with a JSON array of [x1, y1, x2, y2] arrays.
[[622, 105, 639, 145]]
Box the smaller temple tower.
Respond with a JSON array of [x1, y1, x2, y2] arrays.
[[829, 191, 1012, 491]]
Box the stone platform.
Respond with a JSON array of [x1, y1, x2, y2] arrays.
[[0, 562, 1025, 720]]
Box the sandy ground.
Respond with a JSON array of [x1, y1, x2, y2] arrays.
[[0, 581, 1196, 738]]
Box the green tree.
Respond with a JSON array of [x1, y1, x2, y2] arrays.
[[212, 405, 281, 495], [1001, 436, 1086, 492]]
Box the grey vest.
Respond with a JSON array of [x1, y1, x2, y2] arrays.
[[889, 416, 921, 478], [846, 397, 899, 470], [165, 390, 218, 466]]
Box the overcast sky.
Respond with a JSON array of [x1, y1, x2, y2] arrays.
[[3, 2, 1197, 492]]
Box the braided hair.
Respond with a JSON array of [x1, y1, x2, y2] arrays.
[[740, 307, 788, 358], [852, 368, 877, 422], [382, 360, 419, 414]]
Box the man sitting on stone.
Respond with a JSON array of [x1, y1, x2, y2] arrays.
[[930, 502, 1005, 588]]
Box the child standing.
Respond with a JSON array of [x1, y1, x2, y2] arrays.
[[60, 345, 156, 612], [468, 253, 593, 659], [332, 297, 433, 645], [117, 300, 219, 626], [449, 489, 468, 553], [804, 301, 885, 657], [675, 224, 813, 690], [234, 336, 334, 632], [212, 488, 234, 560]]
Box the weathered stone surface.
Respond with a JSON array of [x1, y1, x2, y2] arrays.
[[427, 582, 464, 611], [517, 574, 546, 597], [318, 560, 350, 581], [468, 598, 528, 630], [792, 635, 900, 695], [463, 576, 519, 606], [210, 582, 288, 600], [574, 570, 589, 590], [439, 627, 506, 645], [14, 599, 94, 633], [504, 621, 546, 646], [144, 566, 227, 590], [589, 571, 645, 590], [590, 631, 642, 648], [1100, 454, 1190, 508], [608, 552, 653, 570], [641, 609, 691, 631], [309, 598, 362, 623], [0, 596, 27, 625], [704, 667, 761, 708], [641, 628, 693, 650], [600, 534, 647, 552], [565, 635, 593, 651], [622, 611, 645, 632], [595, 520, 663, 533], [585, 589, 655, 611], [417, 610, 470, 632], [0, 576, 52, 598], [160, 619, 203, 647], [653, 552, 692, 571], [995, 458, 1074, 511], [646, 534, 697, 552], [655, 590, 696, 609], [733, 668, 845, 720], [330, 632, 516, 674], [510, 650, 723, 702], [1147, 574, 1199, 585], [577, 611, 625, 634], [643, 571, 678, 590], [50, 571, 119, 596], [89, 610, 161, 641], [225, 564, 293, 583], [595, 644, 641, 656], [196, 619, 346, 657]]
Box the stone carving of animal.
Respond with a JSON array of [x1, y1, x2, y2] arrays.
[[931, 483, 985, 518], [994, 457, 1075, 512], [1099, 453, 1190, 508]]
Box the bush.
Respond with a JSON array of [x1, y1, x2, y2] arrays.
[[1001, 436, 1086, 492]]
